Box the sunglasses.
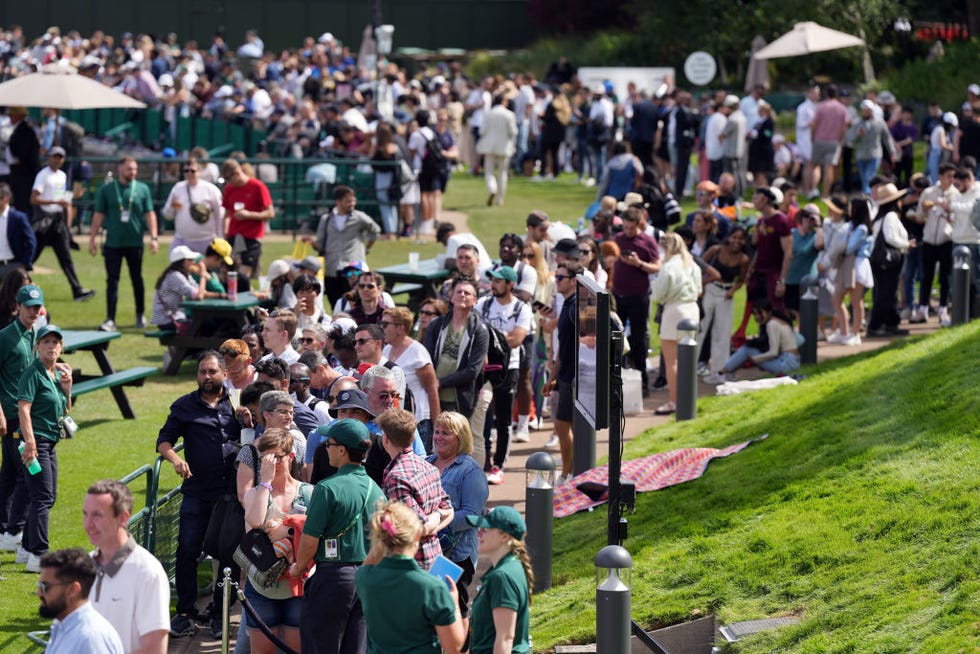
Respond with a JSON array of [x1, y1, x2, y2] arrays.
[[219, 348, 242, 357], [354, 337, 379, 345], [419, 310, 439, 316], [298, 337, 317, 344], [578, 248, 591, 255], [357, 283, 377, 289], [37, 580, 70, 594], [554, 274, 571, 281], [184, 168, 198, 173], [268, 408, 294, 417], [289, 377, 310, 383], [375, 391, 400, 400], [325, 440, 342, 448], [379, 321, 396, 328], [522, 253, 535, 259]]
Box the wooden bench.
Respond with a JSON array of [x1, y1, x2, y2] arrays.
[[72, 366, 158, 419]]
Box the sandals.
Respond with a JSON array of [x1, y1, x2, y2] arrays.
[[654, 402, 676, 416]]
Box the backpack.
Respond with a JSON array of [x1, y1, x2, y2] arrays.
[[421, 132, 447, 177], [479, 299, 526, 388]]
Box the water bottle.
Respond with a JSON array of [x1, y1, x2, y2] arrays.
[[227, 271, 238, 301], [577, 216, 585, 234], [18, 442, 41, 476]]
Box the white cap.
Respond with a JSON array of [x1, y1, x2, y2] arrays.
[[968, 83, 980, 96], [318, 32, 334, 44], [723, 94, 739, 108], [860, 99, 875, 111], [266, 259, 291, 281], [943, 111, 959, 127], [158, 73, 174, 87], [169, 245, 200, 264]]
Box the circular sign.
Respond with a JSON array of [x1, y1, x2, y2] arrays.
[[684, 51, 717, 86]]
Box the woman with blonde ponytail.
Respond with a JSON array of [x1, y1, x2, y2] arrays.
[[356, 500, 467, 653], [466, 506, 532, 653]]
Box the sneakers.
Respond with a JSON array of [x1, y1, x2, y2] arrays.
[[99, 319, 117, 332], [15, 545, 29, 564], [909, 306, 928, 324], [209, 615, 223, 639], [900, 307, 911, 321], [544, 434, 559, 448], [938, 306, 951, 327], [842, 334, 862, 346], [0, 531, 22, 551], [651, 376, 668, 390], [25, 552, 42, 572], [697, 362, 710, 377], [826, 330, 845, 344], [702, 372, 731, 385], [135, 314, 147, 329], [170, 613, 198, 638], [512, 427, 530, 443], [73, 289, 96, 302], [486, 466, 504, 485]]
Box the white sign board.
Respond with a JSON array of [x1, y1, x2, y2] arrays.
[[577, 67, 675, 99], [683, 51, 717, 86]]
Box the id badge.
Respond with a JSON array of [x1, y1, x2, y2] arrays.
[[120, 210, 131, 223], [322, 538, 339, 560]]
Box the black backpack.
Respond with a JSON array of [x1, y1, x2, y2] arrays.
[[479, 299, 526, 388], [421, 133, 447, 177]]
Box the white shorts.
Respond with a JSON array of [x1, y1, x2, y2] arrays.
[[660, 301, 700, 340]]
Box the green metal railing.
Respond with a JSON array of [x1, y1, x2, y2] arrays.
[[69, 156, 397, 234]]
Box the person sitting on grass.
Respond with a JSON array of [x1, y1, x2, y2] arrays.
[[704, 299, 800, 384], [150, 245, 222, 331]]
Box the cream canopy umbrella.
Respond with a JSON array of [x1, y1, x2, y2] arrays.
[[0, 62, 146, 110], [751, 22, 865, 60], [745, 35, 770, 93]]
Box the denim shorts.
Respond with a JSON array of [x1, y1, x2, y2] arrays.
[[243, 580, 302, 629]]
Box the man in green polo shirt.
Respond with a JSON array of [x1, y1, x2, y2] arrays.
[[291, 418, 384, 654], [0, 284, 43, 552], [89, 156, 159, 332]]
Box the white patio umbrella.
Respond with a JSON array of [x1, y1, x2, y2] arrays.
[[0, 62, 146, 110], [745, 35, 770, 93], [752, 22, 864, 60]]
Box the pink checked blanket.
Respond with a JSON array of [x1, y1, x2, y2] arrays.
[[553, 435, 766, 518]]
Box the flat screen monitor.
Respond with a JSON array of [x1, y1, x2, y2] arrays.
[[575, 274, 610, 430]]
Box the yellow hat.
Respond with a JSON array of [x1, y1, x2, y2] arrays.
[[210, 238, 234, 266]]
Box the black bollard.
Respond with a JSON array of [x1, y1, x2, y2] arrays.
[[675, 318, 699, 421], [525, 452, 556, 592], [595, 545, 633, 654], [799, 274, 819, 364], [952, 246, 972, 325]]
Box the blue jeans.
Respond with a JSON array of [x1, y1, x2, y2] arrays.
[[857, 158, 880, 195], [926, 148, 941, 183], [375, 172, 398, 235], [725, 346, 800, 375], [175, 493, 240, 615], [902, 246, 923, 310]]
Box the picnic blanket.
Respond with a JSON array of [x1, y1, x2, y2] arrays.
[[554, 435, 768, 518]]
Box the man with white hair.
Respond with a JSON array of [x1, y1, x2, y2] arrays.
[[797, 85, 820, 198]]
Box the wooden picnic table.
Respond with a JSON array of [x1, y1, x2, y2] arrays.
[[62, 330, 156, 419], [376, 259, 449, 310], [156, 292, 262, 375]]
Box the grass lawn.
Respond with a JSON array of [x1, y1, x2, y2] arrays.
[[533, 322, 980, 652]]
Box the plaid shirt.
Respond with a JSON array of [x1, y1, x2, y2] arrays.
[[383, 447, 452, 570]]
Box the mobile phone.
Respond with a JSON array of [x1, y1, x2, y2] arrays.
[[622, 250, 633, 257], [533, 300, 548, 312]]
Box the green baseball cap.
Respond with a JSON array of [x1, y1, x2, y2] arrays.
[[466, 506, 526, 540], [16, 285, 44, 307], [321, 418, 371, 452], [36, 324, 63, 341], [487, 266, 518, 283]]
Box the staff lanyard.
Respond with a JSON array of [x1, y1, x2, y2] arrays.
[[113, 180, 136, 216]]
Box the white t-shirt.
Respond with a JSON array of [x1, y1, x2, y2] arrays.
[[261, 345, 300, 365], [162, 179, 224, 243], [383, 340, 435, 420], [90, 540, 170, 654], [476, 296, 532, 369], [446, 233, 492, 276], [705, 113, 727, 161], [796, 99, 816, 158], [32, 166, 68, 214]]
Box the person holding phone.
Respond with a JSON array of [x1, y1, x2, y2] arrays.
[[357, 500, 466, 653]]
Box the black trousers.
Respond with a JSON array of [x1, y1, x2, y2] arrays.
[[23, 439, 56, 555], [484, 368, 519, 469], [919, 241, 953, 307], [868, 260, 903, 330], [103, 246, 145, 322], [301, 563, 364, 654], [674, 146, 693, 198], [32, 209, 84, 295], [615, 293, 651, 389], [0, 433, 28, 535]]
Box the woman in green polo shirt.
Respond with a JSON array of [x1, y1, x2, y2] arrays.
[[466, 506, 533, 653], [17, 324, 72, 571], [356, 500, 466, 653]]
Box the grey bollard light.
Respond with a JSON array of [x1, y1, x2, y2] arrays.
[[595, 545, 633, 654], [675, 318, 699, 421], [951, 245, 973, 325], [525, 452, 556, 592], [220, 566, 232, 654], [799, 274, 819, 364]]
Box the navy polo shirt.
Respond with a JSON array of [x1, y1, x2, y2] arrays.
[[157, 389, 241, 500]]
